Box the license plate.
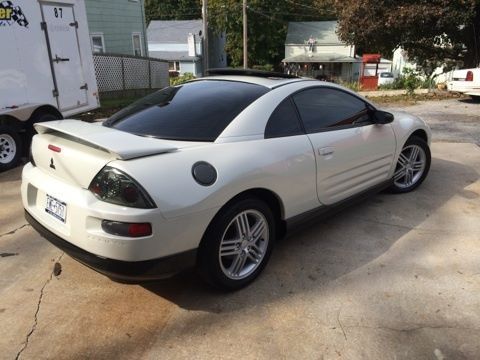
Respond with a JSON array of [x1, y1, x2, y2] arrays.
[[45, 195, 67, 223]]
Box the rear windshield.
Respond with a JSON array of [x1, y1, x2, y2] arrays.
[[103, 80, 269, 141]]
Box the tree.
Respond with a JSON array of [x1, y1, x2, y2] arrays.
[[208, 0, 335, 67], [145, 0, 201, 23], [145, 0, 333, 68], [333, 0, 480, 78]]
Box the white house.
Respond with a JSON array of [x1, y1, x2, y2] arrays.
[[282, 21, 360, 81], [147, 20, 226, 76], [282, 21, 391, 82]]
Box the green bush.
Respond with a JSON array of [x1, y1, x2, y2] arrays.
[[378, 68, 423, 94], [252, 64, 274, 72], [170, 72, 195, 86], [402, 68, 422, 95]]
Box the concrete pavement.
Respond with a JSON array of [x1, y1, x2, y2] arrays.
[[1, 141, 480, 359]]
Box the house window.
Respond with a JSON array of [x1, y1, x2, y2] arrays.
[[90, 33, 105, 54], [132, 33, 143, 56], [169, 61, 180, 72]]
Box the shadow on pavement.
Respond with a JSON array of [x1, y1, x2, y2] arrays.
[[142, 157, 479, 313]]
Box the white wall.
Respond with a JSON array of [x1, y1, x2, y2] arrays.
[[285, 44, 354, 58]]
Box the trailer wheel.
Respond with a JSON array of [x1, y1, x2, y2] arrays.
[[0, 126, 22, 172], [25, 111, 62, 154], [28, 112, 61, 137]]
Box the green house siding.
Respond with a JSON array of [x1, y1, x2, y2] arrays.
[[85, 0, 148, 56]]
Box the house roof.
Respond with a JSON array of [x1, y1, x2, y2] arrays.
[[285, 21, 343, 45], [148, 20, 203, 43]]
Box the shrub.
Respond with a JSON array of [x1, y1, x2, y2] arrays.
[[252, 64, 274, 72], [170, 72, 195, 86]]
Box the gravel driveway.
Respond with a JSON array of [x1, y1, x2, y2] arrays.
[[385, 98, 480, 145]]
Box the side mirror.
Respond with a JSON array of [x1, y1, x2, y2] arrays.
[[374, 110, 394, 124]]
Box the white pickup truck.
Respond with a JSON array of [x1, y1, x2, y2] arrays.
[[0, 0, 98, 172], [448, 67, 480, 100]]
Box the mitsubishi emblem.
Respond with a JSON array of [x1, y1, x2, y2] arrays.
[[50, 158, 56, 170]]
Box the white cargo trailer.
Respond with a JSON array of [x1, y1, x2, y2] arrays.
[[0, 0, 98, 171]]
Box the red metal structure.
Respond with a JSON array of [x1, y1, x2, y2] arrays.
[[360, 54, 381, 90]]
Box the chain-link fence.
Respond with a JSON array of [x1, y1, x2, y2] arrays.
[[93, 53, 169, 95]]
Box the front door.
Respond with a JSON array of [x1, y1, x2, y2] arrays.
[[41, 3, 87, 111], [292, 87, 396, 205]]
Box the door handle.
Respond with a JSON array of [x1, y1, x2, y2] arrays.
[[53, 54, 70, 63], [318, 147, 334, 156]]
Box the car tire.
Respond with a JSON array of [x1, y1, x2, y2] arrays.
[[198, 197, 275, 291], [389, 136, 431, 193], [0, 126, 22, 172]]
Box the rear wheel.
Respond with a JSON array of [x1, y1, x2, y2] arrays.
[[389, 136, 431, 193], [0, 126, 22, 172], [198, 197, 275, 291]]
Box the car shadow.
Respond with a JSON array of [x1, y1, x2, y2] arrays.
[[142, 157, 478, 313], [458, 97, 480, 104]]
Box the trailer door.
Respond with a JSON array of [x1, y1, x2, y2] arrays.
[[41, 3, 87, 111]]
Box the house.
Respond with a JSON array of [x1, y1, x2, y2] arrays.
[[85, 0, 148, 57], [147, 20, 226, 76], [282, 21, 391, 82], [283, 21, 360, 81]]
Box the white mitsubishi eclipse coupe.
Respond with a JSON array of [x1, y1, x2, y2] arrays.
[[22, 69, 431, 290]]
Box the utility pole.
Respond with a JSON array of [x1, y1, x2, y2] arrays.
[[243, 0, 247, 69], [202, 0, 209, 75]]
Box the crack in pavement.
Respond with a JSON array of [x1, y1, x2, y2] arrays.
[[0, 224, 30, 238], [15, 252, 64, 360], [344, 323, 480, 333], [337, 306, 347, 341]]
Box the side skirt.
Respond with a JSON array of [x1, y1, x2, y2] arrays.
[[285, 178, 394, 234]]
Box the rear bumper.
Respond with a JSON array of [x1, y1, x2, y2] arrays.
[[25, 210, 197, 281]]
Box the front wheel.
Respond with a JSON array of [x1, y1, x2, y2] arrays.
[[198, 197, 275, 291], [0, 126, 22, 172], [389, 136, 431, 193]]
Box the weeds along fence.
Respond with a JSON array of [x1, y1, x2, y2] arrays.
[[93, 53, 169, 99]]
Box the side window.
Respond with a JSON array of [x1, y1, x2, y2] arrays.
[[292, 88, 370, 133], [265, 98, 303, 138]]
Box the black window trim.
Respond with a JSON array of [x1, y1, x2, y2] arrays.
[[290, 85, 378, 134]]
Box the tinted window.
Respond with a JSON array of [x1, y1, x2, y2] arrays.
[[265, 98, 303, 138], [381, 72, 394, 78], [103, 80, 269, 141], [292, 88, 369, 133]]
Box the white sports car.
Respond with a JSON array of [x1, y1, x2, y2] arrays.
[[22, 70, 431, 290]]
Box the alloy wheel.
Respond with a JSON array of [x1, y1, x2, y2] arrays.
[[218, 209, 269, 280], [393, 144, 427, 189]]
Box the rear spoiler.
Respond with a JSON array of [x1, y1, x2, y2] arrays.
[[35, 120, 178, 160]]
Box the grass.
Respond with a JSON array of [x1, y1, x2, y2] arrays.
[[365, 91, 466, 107]]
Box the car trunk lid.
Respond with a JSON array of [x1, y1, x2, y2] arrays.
[[31, 120, 180, 188]]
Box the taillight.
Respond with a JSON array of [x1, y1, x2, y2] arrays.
[[101, 220, 152, 237], [89, 167, 156, 208], [466, 71, 474, 81]]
